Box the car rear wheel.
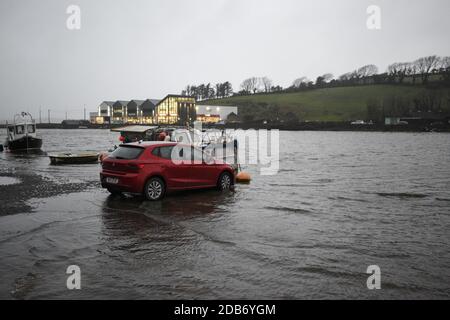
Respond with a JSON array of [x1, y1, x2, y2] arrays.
[[218, 172, 232, 191], [144, 177, 165, 201]]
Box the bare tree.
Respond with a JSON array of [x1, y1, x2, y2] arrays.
[[387, 62, 410, 83], [240, 78, 252, 94], [251, 77, 261, 93], [241, 77, 260, 94], [321, 73, 334, 82], [261, 77, 273, 93], [338, 73, 353, 81], [356, 64, 379, 78], [292, 77, 309, 88], [403, 62, 417, 84], [439, 56, 450, 82], [414, 55, 441, 84], [440, 56, 450, 70]]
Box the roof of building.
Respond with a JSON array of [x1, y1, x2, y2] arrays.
[[101, 101, 115, 106], [148, 99, 160, 105], [114, 100, 130, 106], [156, 94, 195, 106], [129, 100, 145, 106]]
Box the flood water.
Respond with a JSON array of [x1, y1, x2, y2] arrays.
[[0, 129, 449, 299]]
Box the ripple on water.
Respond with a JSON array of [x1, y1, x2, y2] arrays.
[[374, 192, 429, 199], [0, 176, 21, 186], [264, 206, 315, 215], [1, 130, 450, 299]]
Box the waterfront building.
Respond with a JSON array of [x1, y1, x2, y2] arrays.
[[99, 101, 115, 117], [195, 105, 238, 123], [92, 99, 160, 125], [91, 96, 237, 125], [384, 117, 402, 125], [89, 112, 103, 124], [155, 95, 196, 125], [111, 101, 129, 124], [91, 101, 115, 124], [196, 114, 221, 123], [126, 100, 145, 124], [140, 99, 159, 124]]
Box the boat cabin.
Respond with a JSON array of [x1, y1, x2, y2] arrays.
[[7, 122, 37, 142], [3, 112, 42, 151]]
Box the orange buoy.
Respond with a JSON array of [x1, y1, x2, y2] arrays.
[[236, 171, 251, 184]]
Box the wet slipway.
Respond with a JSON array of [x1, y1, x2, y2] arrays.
[[0, 129, 449, 299]]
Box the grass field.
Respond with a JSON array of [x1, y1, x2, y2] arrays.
[[201, 85, 447, 121]]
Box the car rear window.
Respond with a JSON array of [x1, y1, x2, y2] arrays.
[[152, 146, 174, 159], [110, 145, 144, 160]]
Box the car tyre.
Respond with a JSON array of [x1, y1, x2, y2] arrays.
[[217, 172, 233, 191], [107, 188, 122, 196], [144, 177, 165, 201]]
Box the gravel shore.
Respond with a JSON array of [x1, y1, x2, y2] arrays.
[[0, 170, 99, 215]]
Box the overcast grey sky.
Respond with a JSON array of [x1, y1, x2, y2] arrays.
[[0, 0, 449, 121]]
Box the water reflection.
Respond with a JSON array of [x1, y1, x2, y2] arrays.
[[0, 147, 46, 154], [102, 189, 236, 217], [1, 149, 46, 162], [100, 189, 237, 246]]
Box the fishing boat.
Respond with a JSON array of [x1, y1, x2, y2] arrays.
[[4, 112, 43, 152], [49, 152, 99, 165]]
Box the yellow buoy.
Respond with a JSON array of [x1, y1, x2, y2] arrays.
[[236, 171, 251, 184]]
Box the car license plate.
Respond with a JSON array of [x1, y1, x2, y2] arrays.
[[106, 177, 119, 184]]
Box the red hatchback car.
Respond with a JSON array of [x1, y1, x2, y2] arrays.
[[100, 142, 235, 200]]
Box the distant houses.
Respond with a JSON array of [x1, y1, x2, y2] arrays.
[[92, 99, 159, 125], [91, 95, 238, 125], [196, 105, 238, 124]]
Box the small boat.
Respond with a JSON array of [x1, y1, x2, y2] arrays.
[[4, 112, 43, 152], [49, 152, 99, 165]]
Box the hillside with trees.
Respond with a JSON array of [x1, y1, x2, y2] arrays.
[[181, 55, 450, 123]]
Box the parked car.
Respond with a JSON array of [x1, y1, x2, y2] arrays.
[[100, 141, 236, 200]]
